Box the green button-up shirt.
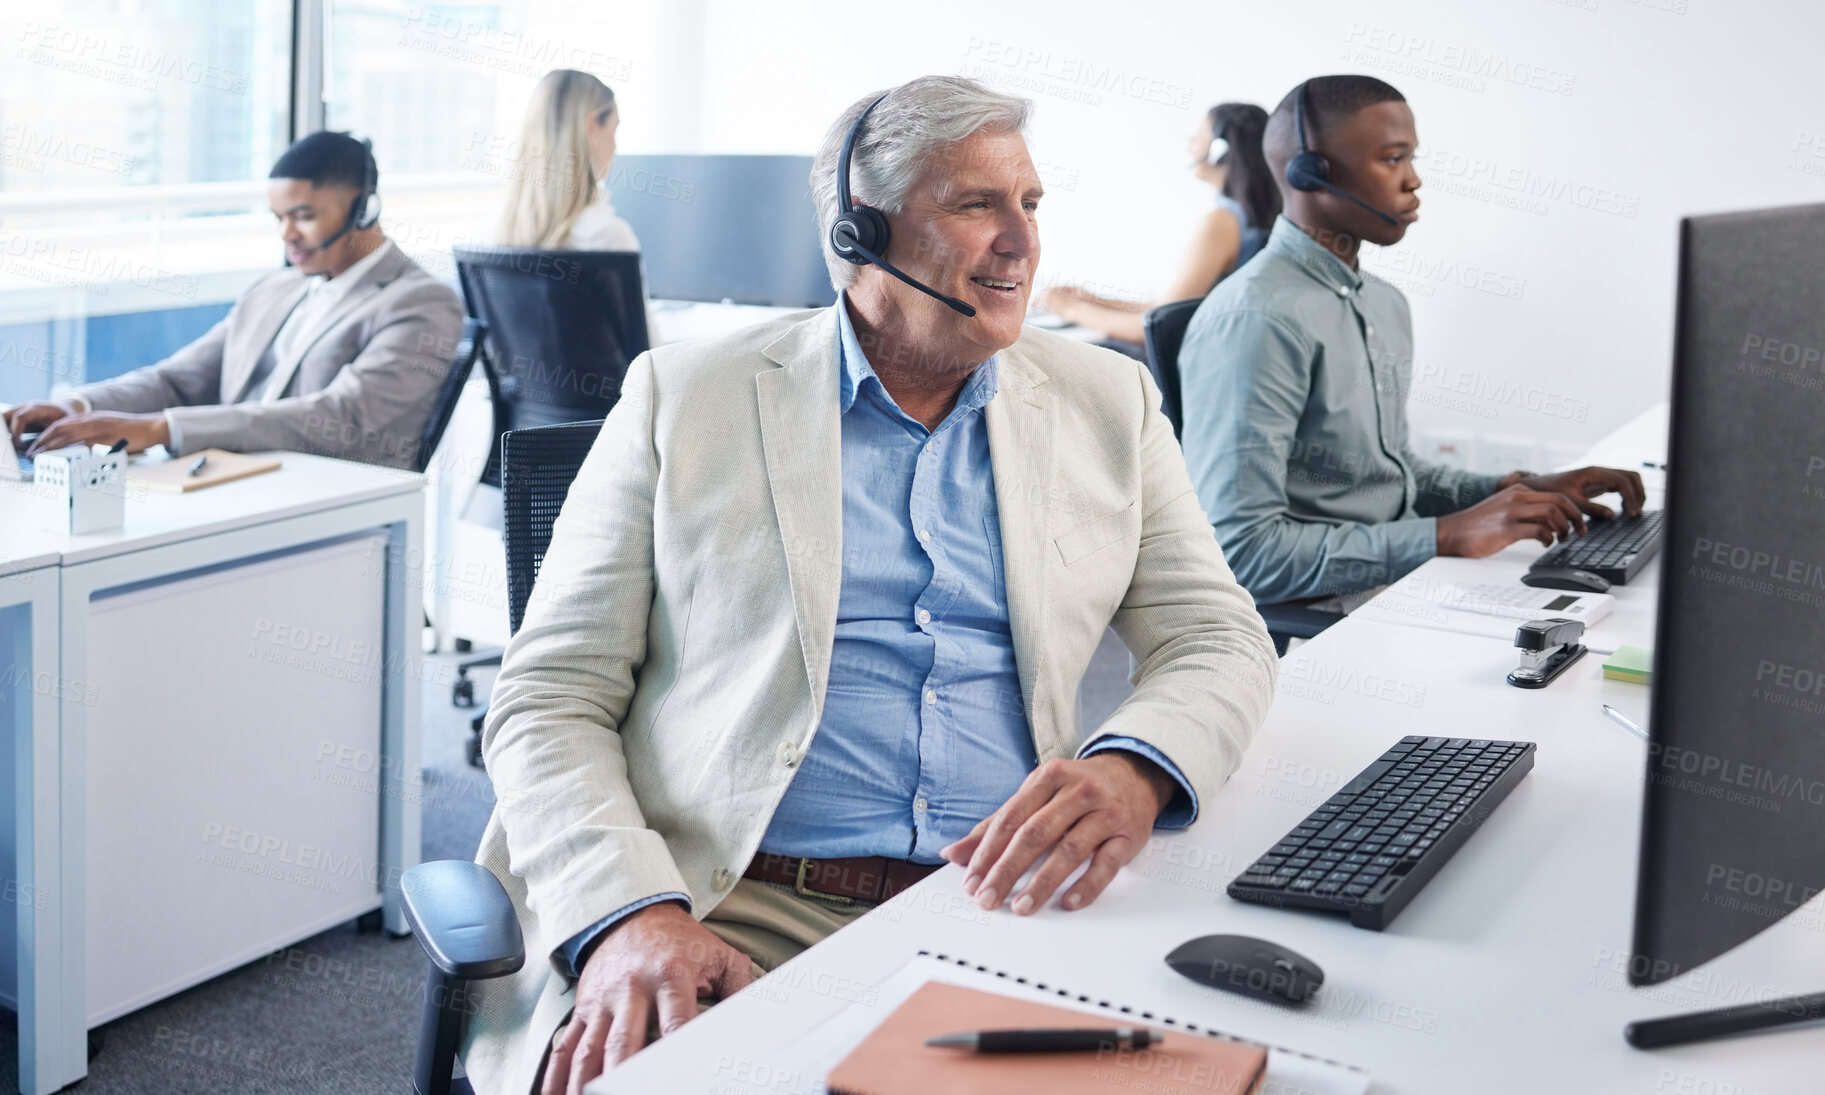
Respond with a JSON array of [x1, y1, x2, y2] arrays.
[[1178, 218, 1503, 603]]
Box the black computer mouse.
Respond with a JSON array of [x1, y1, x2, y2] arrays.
[[1521, 568, 1612, 594], [1165, 934, 1324, 1005]]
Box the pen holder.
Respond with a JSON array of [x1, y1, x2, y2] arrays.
[[35, 446, 128, 534]]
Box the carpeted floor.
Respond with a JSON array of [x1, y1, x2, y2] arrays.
[[1, 633, 1138, 1093]]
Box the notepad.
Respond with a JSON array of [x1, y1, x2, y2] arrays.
[[1604, 644, 1653, 684], [825, 980, 1269, 1095], [126, 449, 281, 492]]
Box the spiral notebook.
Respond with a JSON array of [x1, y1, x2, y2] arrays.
[[825, 980, 1267, 1095], [775, 953, 1371, 1095]]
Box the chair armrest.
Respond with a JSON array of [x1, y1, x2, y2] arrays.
[[401, 860, 525, 981]]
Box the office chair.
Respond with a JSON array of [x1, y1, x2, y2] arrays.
[[401, 860, 523, 1095], [453, 247, 647, 488], [404, 421, 603, 1095], [1140, 299, 1337, 656], [458, 420, 605, 765], [414, 317, 488, 475], [1140, 298, 1199, 438], [446, 248, 646, 711]]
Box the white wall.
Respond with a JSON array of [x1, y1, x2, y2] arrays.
[[612, 0, 1825, 467]]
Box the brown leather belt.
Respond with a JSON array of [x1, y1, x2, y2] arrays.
[[743, 852, 940, 906]]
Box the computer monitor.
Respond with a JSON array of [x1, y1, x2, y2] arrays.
[[606, 154, 837, 309], [1628, 203, 1825, 1042]]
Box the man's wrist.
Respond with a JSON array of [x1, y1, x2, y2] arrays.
[[578, 898, 689, 972], [1107, 752, 1176, 814], [1435, 512, 1456, 555]]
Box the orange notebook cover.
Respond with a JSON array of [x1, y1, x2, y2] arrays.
[[825, 981, 1268, 1095]]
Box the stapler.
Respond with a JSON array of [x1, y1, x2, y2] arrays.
[[1507, 617, 1587, 689]]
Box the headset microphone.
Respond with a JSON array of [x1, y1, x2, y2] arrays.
[[1285, 82, 1399, 228], [305, 137, 382, 257], [828, 94, 977, 318]]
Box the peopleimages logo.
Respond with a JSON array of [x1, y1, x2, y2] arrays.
[[959, 37, 1193, 109], [1343, 24, 1577, 97], [1417, 146, 1640, 219]]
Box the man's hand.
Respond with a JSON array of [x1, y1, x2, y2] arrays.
[[4, 399, 81, 449], [1436, 483, 1592, 558], [1519, 467, 1647, 520], [940, 753, 1174, 917], [542, 902, 753, 1095], [27, 411, 170, 456]]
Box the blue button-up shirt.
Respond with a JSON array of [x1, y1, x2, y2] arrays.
[[755, 301, 1030, 862], [558, 300, 1194, 974]]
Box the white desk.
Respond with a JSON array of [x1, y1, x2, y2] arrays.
[[597, 403, 1825, 1093], [1355, 405, 1670, 654], [1, 453, 424, 1095]]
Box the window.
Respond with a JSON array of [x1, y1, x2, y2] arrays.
[[0, 0, 294, 401], [1, 0, 292, 194]]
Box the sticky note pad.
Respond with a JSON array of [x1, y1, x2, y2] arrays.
[[1604, 645, 1653, 685]]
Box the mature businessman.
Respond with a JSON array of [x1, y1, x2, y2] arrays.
[[3, 131, 461, 470], [466, 75, 1278, 1095]]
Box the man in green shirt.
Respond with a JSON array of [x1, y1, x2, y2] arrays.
[[1178, 75, 1644, 606]]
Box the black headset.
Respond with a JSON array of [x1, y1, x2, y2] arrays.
[[1284, 81, 1398, 228], [828, 94, 977, 318], [313, 136, 382, 255]]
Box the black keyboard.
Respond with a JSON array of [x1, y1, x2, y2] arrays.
[[1530, 509, 1665, 585], [1228, 736, 1535, 930]]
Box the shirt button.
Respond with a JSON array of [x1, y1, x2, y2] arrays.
[[777, 741, 800, 768], [913, 797, 929, 814], [1366, 324, 1375, 336], [711, 867, 734, 891], [917, 608, 932, 625], [924, 689, 938, 706], [918, 529, 932, 544]]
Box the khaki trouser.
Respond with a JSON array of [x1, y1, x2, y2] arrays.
[[702, 877, 876, 972], [531, 879, 873, 1090]]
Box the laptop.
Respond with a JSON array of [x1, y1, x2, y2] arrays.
[[2, 428, 32, 481]]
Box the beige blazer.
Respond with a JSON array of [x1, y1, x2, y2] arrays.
[[463, 307, 1278, 1094], [76, 244, 462, 469]]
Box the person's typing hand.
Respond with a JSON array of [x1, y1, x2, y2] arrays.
[[27, 411, 169, 456], [1518, 466, 1647, 520], [940, 753, 1175, 917], [542, 902, 753, 1095], [1435, 483, 1592, 558], [4, 399, 82, 449]]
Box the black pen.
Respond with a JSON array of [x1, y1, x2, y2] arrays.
[[108, 438, 129, 454], [188, 454, 209, 476], [926, 1027, 1159, 1053]]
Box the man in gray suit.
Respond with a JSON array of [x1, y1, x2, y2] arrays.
[[466, 76, 1278, 1095], [4, 132, 462, 471]]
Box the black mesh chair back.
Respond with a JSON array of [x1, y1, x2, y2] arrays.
[[454, 247, 647, 487], [501, 419, 605, 635], [1141, 297, 1201, 439], [412, 317, 487, 475]]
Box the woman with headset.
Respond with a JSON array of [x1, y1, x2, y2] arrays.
[[493, 69, 637, 250], [1037, 102, 1279, 347]]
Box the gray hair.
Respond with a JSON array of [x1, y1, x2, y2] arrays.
[[810, 76, 1032, 292]]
